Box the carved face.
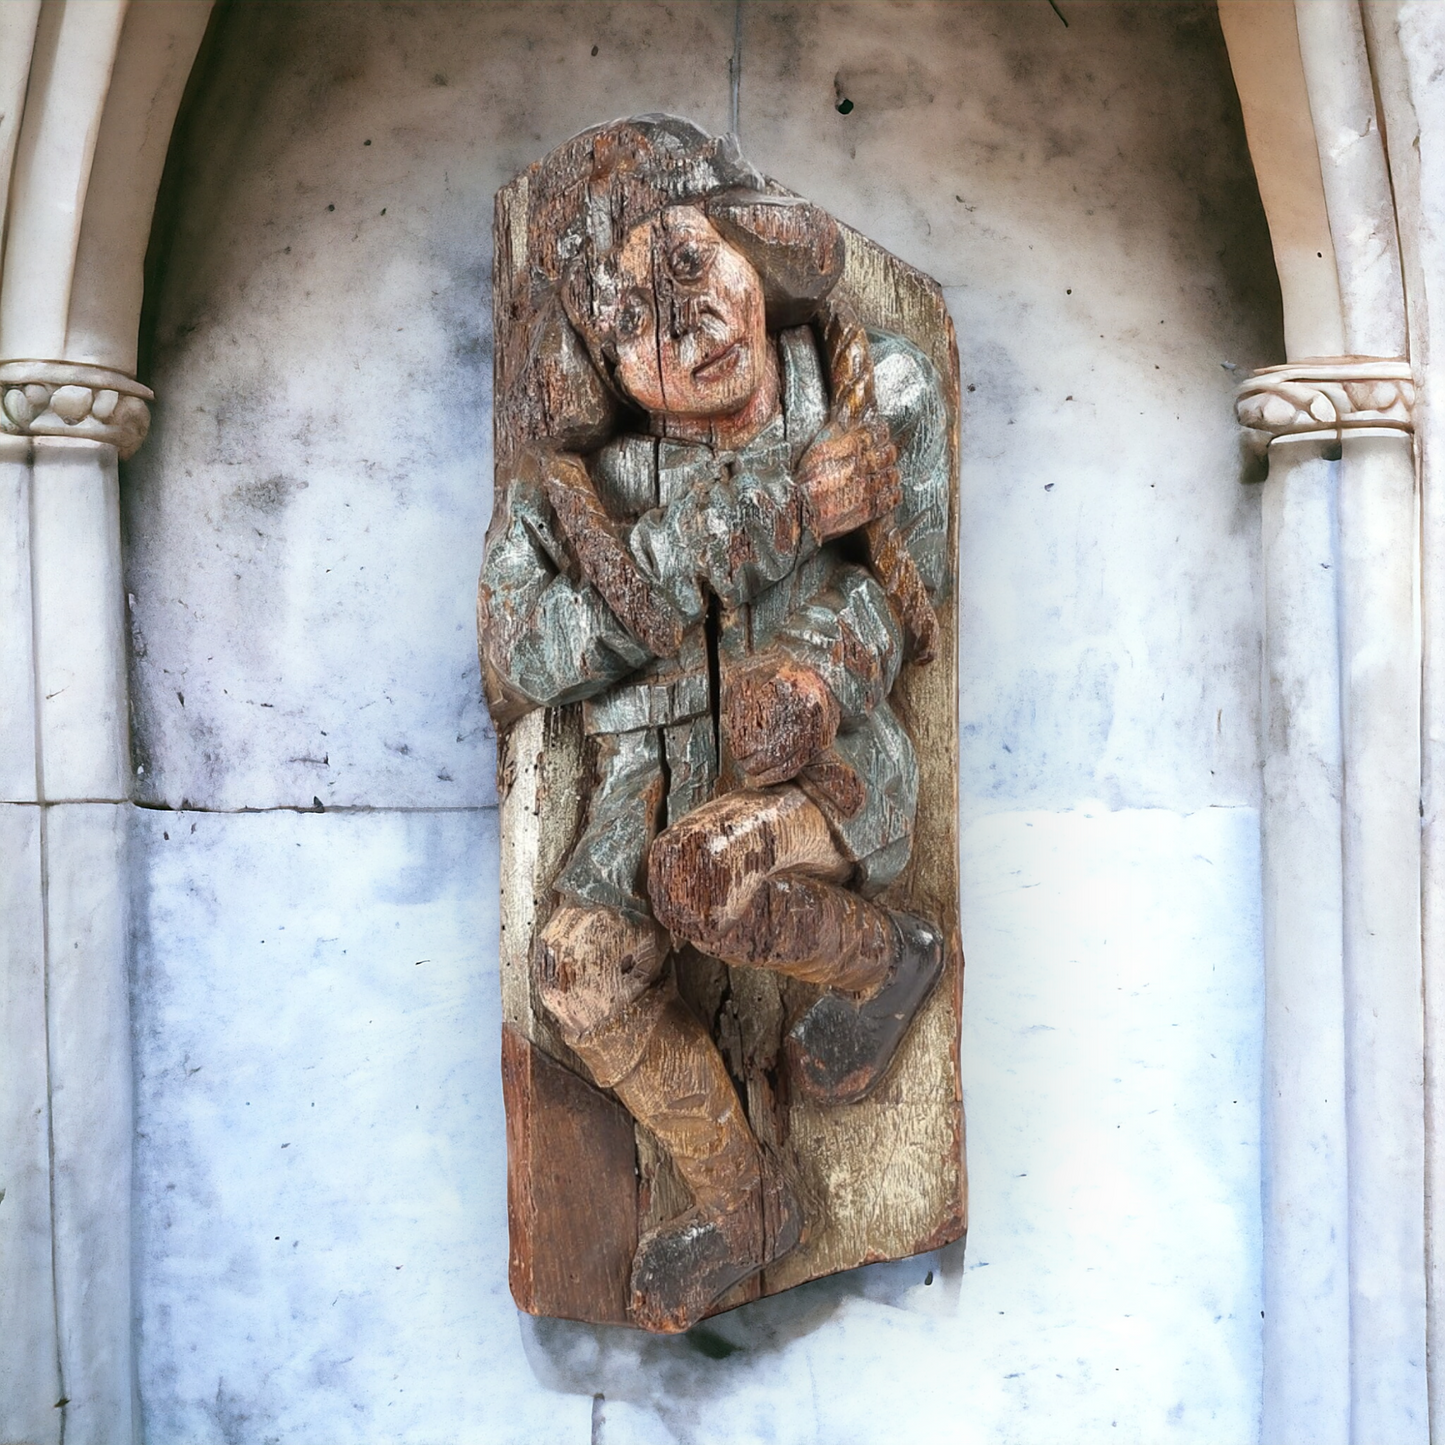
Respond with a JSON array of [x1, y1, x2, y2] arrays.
[[604, 206, 770, 420]]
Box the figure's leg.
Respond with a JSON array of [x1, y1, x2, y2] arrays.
[[648, 787, 943, 1103], [648, 786, 891, 989], [537, 902, 800, 1332]]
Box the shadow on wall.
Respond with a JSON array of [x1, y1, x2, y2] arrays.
[[523, 1236, 966, 1419]]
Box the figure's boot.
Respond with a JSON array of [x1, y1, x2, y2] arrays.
[[694, 869, 946, 1107], [568, 980, 803, 1334], [784, 910, 945, 1106]]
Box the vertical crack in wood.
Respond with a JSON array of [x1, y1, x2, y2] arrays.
[[729, 0, 743, 139]]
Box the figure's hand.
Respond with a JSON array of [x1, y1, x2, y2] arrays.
[[722, 655, 840, 786], [797, 414, 900, 542]]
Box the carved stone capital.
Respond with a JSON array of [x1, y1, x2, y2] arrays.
[[0, 361, 153, 460], [1236, 358, 1414, 451]]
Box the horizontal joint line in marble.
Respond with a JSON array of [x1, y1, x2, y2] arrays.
[[130, 802, 501, 816], [1237, 357, 1415, 450], [0, 360, 153, 460], [1, 797, 134, 807]]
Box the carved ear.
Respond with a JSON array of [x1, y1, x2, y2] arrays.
[[500, 294, 616, 458], [705, 191, 845, 327]]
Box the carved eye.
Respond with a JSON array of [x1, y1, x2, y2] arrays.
[[615, 294, 651, 342], [669, 240, 714, 283]]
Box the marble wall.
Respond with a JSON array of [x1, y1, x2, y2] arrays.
[[124, 2, 1283, 1440]]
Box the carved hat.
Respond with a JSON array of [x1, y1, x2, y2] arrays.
[[541, 115, 843, 329]]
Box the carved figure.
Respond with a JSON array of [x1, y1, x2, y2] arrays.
[[480, 116, 953, 1333]]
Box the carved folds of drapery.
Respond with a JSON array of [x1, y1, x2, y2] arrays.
[[0, 360, 152, 459], [1236, 357, 1415, 452]]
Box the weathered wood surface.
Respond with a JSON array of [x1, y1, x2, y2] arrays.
[[501, 1024, 638, 1324], [488, 166, 964, 1324], [759, 231, 966, 1285]]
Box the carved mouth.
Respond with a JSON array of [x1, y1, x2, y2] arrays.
[[693, 341, 744, 382]]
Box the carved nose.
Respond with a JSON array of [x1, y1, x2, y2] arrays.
[[672, 294, 702, 339]]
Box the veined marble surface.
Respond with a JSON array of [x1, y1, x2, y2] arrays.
[[132, 804, 1261, 1444]]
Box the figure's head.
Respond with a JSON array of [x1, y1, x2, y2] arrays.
[[505, 115, 846, 449], [588, 204, 769, 420]]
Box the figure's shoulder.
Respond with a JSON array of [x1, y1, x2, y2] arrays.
[[865, 329, 945, 435]]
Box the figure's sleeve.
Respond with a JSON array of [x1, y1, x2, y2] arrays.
[[870, 330, 951, 598], [772, 561, 903, 729], [479, 474, 651, 711], [627, 456, 812, 623]]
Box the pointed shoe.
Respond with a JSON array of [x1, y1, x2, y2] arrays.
[[784, 910, 944, 1106]]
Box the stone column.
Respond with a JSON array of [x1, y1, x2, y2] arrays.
[[1223, 3, 1426, 1437], [1251, 427, 1351, 1445], [0, 375, 150, 1445], [0, 2, 210, 1441], [1336, 428, 1427, 1441], [1294, 7, 1427, 1437], [1371, 5, 1445, 1434], [0, 4, 138, 1436], [1238, 361, 1424, 1445]]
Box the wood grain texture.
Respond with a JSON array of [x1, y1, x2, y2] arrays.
[[489, 173, 964, 1319], [763, 226, 966, 1291], [501, 1024, 638, 1324]]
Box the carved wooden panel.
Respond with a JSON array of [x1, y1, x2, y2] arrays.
[[481, 116, 963, 1331]]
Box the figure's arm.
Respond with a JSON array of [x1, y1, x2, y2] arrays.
[[479, 462, 652, 714], [541, 327, 941, 662], [715, 333, 943, 782], [721, 563, 903, 787], [778, 563, 904, 724], [627, 418, 901, 620], [627, 457, 806, 620], [547, 420, 900, 625], [623, 329, 945, 648], [870, 330, 951, 600]]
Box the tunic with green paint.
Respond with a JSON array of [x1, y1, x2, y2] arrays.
[[480, 326, 949, 924]]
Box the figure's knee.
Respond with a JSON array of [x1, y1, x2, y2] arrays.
[[648, 792, 782, 953], [536, 902, 666, 1042]]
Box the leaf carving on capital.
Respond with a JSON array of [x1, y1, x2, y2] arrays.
[[0, 361, 153, 459], [1236, 358, 1414, 451]]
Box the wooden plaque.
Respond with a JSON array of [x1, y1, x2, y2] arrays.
[[482, 116, 964, 1330]]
